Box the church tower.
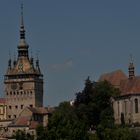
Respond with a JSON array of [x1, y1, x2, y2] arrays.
[[4, 4, 43, 119]]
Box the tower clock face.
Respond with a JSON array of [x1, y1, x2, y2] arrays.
[[11, 83, 18, 90]]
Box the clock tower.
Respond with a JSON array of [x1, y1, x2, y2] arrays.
[[4, 5, 43, 119]]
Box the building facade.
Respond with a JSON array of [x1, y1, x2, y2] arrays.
[[4, 6, 43, 120]]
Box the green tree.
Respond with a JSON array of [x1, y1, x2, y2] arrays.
[[95, 126, 140, 140], [46, 102, 88, 140], [36, 125, 47, 140], [13, 130, 34, 140], [75, 78, 120, 129]]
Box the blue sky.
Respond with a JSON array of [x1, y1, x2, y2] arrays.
[[0, 0, 140, 106]]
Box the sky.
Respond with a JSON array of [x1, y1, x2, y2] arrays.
[[0, 0, 140, 106]]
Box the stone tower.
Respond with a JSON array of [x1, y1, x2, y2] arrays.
[[4, 4, 43, 119]]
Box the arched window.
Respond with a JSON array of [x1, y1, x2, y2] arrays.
[[135, 98, 138, 113]]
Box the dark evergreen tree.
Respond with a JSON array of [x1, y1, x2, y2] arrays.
[[75, 78, 120, 129]]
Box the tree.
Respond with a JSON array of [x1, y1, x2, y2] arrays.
[[46, 102, 89, 140], [13, 130, 34, 140], [74, 78, 120, 129], [75, 77, 95, 105], [36, 125, 47, 140], [94, 126, 140, 140]]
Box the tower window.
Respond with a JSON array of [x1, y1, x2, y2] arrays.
[[9, 106, 12, 109], [14, 115, 16, 118], [8, 115, 11, 119], [135, 98, 138, 113], [30, 104, 33, 108], [15, 105, 18, 109], [21, 105, 24, 109], [19, 82, 23, 90]]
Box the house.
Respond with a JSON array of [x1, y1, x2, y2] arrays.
[[7, 107, 51, 137]]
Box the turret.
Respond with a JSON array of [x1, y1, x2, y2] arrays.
[[128, 55, 135, 79], [36, 59, 41, 73]]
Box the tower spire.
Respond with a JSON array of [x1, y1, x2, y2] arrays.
[[18, 2, 29, 57], [20, 2, 25, 39]]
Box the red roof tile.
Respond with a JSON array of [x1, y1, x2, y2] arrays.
[[14, 116, 31, 126], [120, 76, 140, 95], [99, 70, 127, 88], [99, 70, 140, 95]]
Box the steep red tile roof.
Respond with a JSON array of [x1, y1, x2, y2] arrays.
[[99, 69, 140, 95], [99, 70, 127, 88], [12, 116, 31, 126], [120, 76, 140, 95]]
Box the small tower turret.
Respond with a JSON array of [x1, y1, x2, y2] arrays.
[[8, 59, 11, 70], [128, 55, 135, 79], [36, 59, 41, 73]]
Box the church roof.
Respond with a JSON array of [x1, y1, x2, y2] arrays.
[[99, 69, 140, 95], [99, 69, 127, 88], [120, 76, 140, 95]]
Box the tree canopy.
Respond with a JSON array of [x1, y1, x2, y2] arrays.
[[46, 102, 88, 140], [74, 78, 120, 129]]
